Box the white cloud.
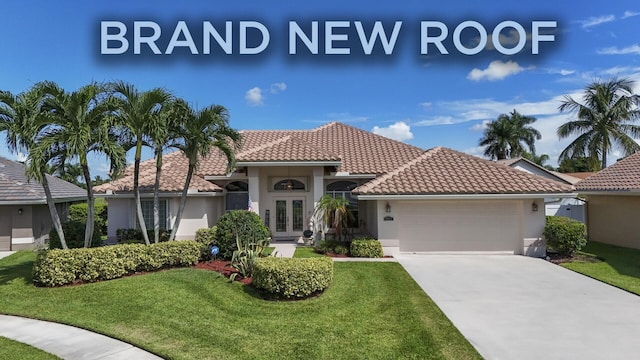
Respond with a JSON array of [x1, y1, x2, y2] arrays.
[[547, 68, 576, 76], [270, 82, 287, 93], [372, 121, 414, 142], [469, 120, 491, 132], [419, 102, 432, 111], [622, 11, 640, 19], [15, 152, 27, 162], [597, 44, 640, 55], [463, 146, 486, 158], [580, 15, 615, 29], [467, 61, 529, 81], [245, 87, 264, 106]]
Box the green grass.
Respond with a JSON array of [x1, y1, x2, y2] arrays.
[[0, 251, 479, 360], [293, 246, 325, 258], [562, 241, 640, 295], [262, 246, 275, 256], [0, 336, 60, 360]]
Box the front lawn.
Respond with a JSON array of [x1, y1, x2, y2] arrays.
[[0, 336, 60, 360], [293, 246, 325, 258], [0, 251, 479, 360], [561, 241, 640, 295]]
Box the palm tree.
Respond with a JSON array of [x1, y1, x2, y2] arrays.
[[313, 195, 354, 241], [479, 110, 542, 160], [0, 85, 68, 249], [522, 152, 554, 170], [557, 77, 640, 169], [169, 103, 241, 242], [109, 81, 172, 245], [38, 82, 125, 247]]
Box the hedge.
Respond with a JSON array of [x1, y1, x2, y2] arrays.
[[215, 210, 271, 259], [69, 201, 108, 235], [544, 216, 587, 256], [253, 257, 333, 298], [33, 241, 201, 287], [350, 239, 384, 258], [195, 226, 217, 260], [49, 221, 103, 249], [115, 228, 170, 244]]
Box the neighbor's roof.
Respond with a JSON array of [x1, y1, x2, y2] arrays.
[[353, 147, 575, 195], [497, 157, 575, 185], [0, 157, 86, 204], [96, 122, 425, 193], [576, 152, 640, 192]]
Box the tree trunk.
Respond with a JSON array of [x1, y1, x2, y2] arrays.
[[153, 148, 162, 244], [134, 140, 150, 245], [601, 145, 607, 169], [169, 163, 194, 242], [42, 172, 68, 249], [81, 162, 94, 248]]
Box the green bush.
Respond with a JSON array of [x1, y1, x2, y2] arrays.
[[333, 244, 349, 255], [314, 239, 341, 254], [215, 210, 271, 259], [69, 201, 108, 235], [33, 241, 201, 287], [253, 257, 333, 298], [195, 226, 218, 260], [544, 216, 587, 256], [115, 228, 169, 244], [350, 239, 384, 258], [49, 221, 103, 249]]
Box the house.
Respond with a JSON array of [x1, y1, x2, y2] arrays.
[[497, 157, 585, 222], [576, 152, 640, 249], [95, 122, 575, 257], [0, 157, 86, 251]]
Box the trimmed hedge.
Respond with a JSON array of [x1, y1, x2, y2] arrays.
[[215, 210, 271, 259], [115, 228, 170, 244], [195, 226, 218, 260], [33, 241, 201, 287], [49, 221, 103, 249], [69, 201, 108, 235], [350, 239, 384, 258], [544, 216, 587, 256], [253, 257, 333, 298]]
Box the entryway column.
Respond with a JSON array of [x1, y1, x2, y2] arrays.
[[248, 167, 260, 215]]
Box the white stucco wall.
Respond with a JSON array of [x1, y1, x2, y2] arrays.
[[106, 198, 132, 241], [522, 199, 547, 257]]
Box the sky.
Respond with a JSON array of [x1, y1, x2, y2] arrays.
[[1, 1, 640, 177]]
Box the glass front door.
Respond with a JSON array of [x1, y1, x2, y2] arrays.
[[274, 198, 305, 237]]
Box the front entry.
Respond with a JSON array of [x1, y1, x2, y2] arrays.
[[273, 198, 305, 238]]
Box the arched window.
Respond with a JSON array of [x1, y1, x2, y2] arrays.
[[325, 181, 359, 228], [273, 179, 305, 191], [226, 181, 249, 211]]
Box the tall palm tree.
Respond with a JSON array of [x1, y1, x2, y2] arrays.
[[0, 85, 68, 249], [558, 77, 640, 169], [109, 81, 172, 245], [169, 103, 241, 242], [522, 152, 554, 170], [38, 82, 125, 247], [479, 110, 541, 160]]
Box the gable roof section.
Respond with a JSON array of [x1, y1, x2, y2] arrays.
[[497, 157, 575, 185], [236, 135, 341, 163], [576, 152, 640, 192], [0, 157, 86, 204], [353, 147, 575, 196]]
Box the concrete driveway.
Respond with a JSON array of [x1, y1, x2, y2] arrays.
[[397, 254, 640, 360]]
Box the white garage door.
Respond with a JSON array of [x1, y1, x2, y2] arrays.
[[398, 201, 521, 254]]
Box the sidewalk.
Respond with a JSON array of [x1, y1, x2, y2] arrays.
[[0, 315, 163, 360]]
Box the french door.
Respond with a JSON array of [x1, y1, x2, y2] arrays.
[[274, 198, 305, 237]]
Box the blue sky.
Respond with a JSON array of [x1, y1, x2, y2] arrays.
[[1, 1, 640, 177]]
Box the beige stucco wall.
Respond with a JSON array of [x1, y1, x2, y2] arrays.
[[585, 195, 640, 249], [0, 204, 67, 250], [106, 198, 132, 240]]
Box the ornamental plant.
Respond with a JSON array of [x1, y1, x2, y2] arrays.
[[543, 216, 587, 256]]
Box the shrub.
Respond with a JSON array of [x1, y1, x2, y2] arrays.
[[314, 239, 341, 254], [69, 201, 108, 235], [195, 226, 217, 260], [253, 257, 333, 298], [115, 228, 169, 244], [333, 244, 349, 255], [215, 210, 271, 259], [544, 216, 587, 256], [228, 234, 269, 281], [33, 241, 201, 287], [350, 238, 384, 258], [49, 221, 103, 249]]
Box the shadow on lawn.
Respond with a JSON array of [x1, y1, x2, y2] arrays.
[[582, 242, 640, 279], [0, 259, 34, 286]]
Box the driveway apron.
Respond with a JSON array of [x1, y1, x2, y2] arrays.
[[397, 254, 640, 360]]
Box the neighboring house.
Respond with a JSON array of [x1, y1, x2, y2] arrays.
[[497, 157, 586, 222], [0, 157, 86, 251], [576, 152, 640, 249], [95, 122, 575, 257]]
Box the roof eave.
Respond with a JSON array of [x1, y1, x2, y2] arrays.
[[579, 189, 640, 196], [355, 192, 579, 200]]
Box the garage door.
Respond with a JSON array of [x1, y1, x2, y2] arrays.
[[398, 201, 521, 254]]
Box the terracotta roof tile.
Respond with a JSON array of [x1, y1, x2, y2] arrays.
[[576, 152, 640, 191], [353, 147, 575, 195], [237, 135, 341, 162]]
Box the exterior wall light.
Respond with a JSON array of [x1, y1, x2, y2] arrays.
[[531, 202, 538, 212], [385, 202, 391, 213], [18, 208, 23, 215]]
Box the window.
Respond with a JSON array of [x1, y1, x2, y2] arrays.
[[226, 181, 249, 211], [273, 179, 305, 191], [325, 181, 359, 228], [139, 199, 169, 230]]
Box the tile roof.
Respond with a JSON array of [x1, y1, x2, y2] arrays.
[[497, 157, 576, 185], [353, 147, 575, 195], [236, 135, 341, 162], [0, 157, 87, 203], [576, 152, 640, 191]]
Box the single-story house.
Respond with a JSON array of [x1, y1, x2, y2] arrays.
[[95, 122, 575, 257], [576, 152, 640, 249], [0, 157, 87, 250], [497, 157, 586, 222]]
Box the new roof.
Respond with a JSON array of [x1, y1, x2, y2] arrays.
[[353, 147, 574, 195], [576, 152, 640, 192], [0, 157, 86, 204]]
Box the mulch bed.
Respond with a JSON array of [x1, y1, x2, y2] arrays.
[[195, 260, 252, 285], [546, 252, 602, 265]]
